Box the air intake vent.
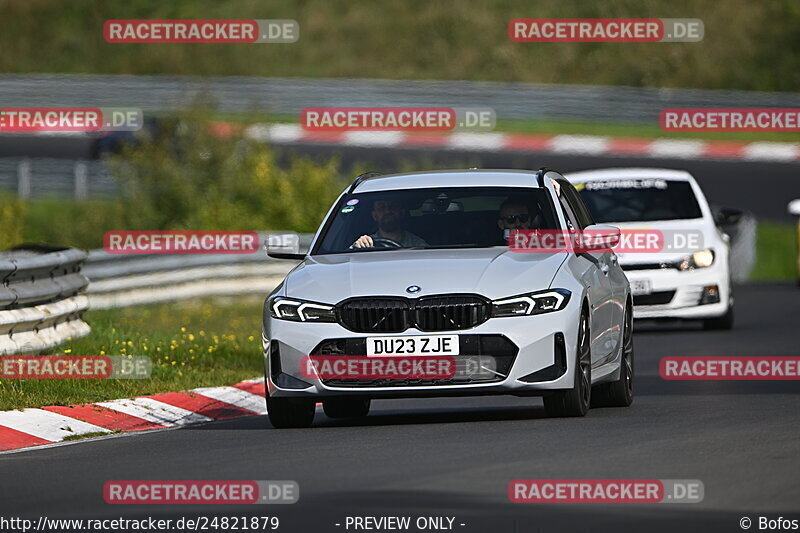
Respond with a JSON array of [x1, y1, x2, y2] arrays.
[[414, 295, 489, 332], [338, 298, 409, 333], [633, 290, 676, 306]]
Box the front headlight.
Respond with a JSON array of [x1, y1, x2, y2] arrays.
[[270, 297, 336, 322], [679, 249, 715, 270], [491, 289, 571, 317]]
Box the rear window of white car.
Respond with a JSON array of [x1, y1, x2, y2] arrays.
[[576, 178, 702, 223]]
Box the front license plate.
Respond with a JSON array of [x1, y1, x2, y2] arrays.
[[366, 335, 460, 356], [630, 279, 652, 296]]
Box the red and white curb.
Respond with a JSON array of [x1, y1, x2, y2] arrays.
[[0, 378, 268, 453], [239, 123, 800, 163]]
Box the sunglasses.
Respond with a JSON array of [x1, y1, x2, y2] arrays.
[[500, 214, 530, 224]]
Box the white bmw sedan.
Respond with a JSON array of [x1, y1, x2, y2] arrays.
[[263, 168, 632, 428]]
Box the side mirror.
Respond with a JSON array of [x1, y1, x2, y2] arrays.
[[264, 232, 305, 261], [267, 251, 306, 260], [582, 224, 621, 251], [713, 207, 744, 226]]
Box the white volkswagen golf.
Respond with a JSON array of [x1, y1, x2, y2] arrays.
[[567, 168, 734, 330]]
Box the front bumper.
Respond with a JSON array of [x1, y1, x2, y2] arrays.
[[624, 262, 730, 320], [263, 303, 582, 399]]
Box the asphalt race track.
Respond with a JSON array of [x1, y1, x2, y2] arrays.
[[3, 282, 798, 533]]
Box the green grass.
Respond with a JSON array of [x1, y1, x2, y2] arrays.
[[751, 221, 798, 281], [62, 430, 120, 442], [1, 0, 799, 92], [0, 295, 266, 411]]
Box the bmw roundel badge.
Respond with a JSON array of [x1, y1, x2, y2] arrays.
[[406, 285, 421, 294]]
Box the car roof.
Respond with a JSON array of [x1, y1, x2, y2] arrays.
[[352, 169, 544, 193], [566, 167, 694, 183]]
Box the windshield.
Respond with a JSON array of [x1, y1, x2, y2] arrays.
[[576, 178, 702, 223], [313, 186, 558, 254]]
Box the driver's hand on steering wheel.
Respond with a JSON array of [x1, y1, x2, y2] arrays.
[[352, 235, 374, 248]]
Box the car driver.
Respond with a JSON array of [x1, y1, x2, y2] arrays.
[[352, 199, 428, 248]]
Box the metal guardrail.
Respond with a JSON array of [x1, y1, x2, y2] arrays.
[[0, 158, 117, 199], [0, 234, 307, 353], [1, 74, 799, 123], [82, 233, 313, 309], [0, 246, 90, 355]]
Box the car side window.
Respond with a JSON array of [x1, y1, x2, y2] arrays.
[[558, 193, 580, 230], [560, 181, 595, 228]]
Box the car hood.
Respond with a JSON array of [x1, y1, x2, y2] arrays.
[[608, 218, 724, 265], [283, 248, 568, 304]]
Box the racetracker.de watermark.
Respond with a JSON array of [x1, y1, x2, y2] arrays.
[[104, 231, 261, 254], [507, 229, 704, 254], [660, 357, 800, 380], [0, 355, 151, 379], [509, 18, 703, 42], [104, 20, 298, 43], [509, 479, 704, 503], [300, 355, 498, 381], [300, 107, 496, 132], [0, 108, 142, 132], [661, 109, 800, 132], [104, 481, 298, 504]]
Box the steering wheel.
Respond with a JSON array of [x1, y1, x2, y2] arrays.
[[349, 237, 403, 250], [371, 237, 403, 248]]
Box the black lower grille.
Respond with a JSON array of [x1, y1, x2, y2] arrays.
[[321, 355, 507, 387], [623, 263, 678, 271], [633, 290, 676, 306], [337, 295, 490, 333], [311, 334, 517, 387]]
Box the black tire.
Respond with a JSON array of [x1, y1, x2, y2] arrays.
[[544, 310, 591, 417], [266, 397, 316, 429], [592, 303, 634, 408], [323, 397, 371, 419], [703, 305, 734, 330]]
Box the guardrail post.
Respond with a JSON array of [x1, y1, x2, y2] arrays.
[[789, 199, 800, 286], [17, 158, 31, 198], [74, 160, 88, 200]]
